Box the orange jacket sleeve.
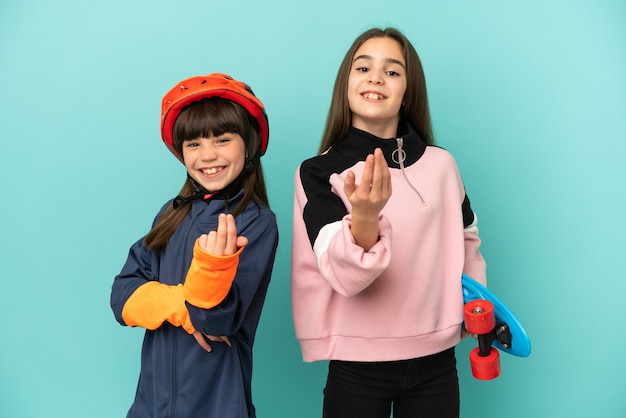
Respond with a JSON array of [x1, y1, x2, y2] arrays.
[[183, 239, 244, 309], [121, 282, 196, 334]]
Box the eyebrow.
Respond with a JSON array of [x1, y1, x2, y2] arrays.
[[353, 54, 406, 69]]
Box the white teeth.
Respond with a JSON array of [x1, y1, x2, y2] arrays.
[[202, 167, 221, 175], [363, 93, 384, 100]]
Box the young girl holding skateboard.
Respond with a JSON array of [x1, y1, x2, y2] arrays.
[[291, 28, 487, 418], [111, 73, 278, 418]]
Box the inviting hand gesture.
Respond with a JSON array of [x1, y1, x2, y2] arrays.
[[191, 213, 245, 352], [197, 213, 248, 256], [343, 148, 392, 251]]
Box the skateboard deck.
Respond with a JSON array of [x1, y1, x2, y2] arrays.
[[462, 274, 531, 379]]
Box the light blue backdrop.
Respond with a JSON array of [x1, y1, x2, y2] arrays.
[[1, 0, 625, 417]]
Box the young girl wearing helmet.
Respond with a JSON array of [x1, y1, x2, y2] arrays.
[[111, 73, 278, 418], [291, 28, 487, 418]]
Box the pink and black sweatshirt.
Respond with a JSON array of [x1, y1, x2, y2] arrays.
[[291, 122, 486, 363]]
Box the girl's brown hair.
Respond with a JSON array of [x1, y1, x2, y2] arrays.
[[318, 27, 434, 154], [143, 97, 269, 252]]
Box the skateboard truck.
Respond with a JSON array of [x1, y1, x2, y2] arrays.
[[475, 321, 511, 356], [464, 300, 504, 380], [462, 274, 531, 380]]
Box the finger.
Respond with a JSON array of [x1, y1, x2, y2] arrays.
[[371, 149, 388, 193], [204, 334, 232, 347], [214, 213, 228, 255], [378, 150, 392, 197], [203, 230, 217, 254], [193, 332, 212, 352], [370, 150, 382, 193], [197, 234, 208, 251], [236, 235, 248, 249], [224, 214, 240, 254], [359, 154, 375, 192], [343, 171, 356, 197]]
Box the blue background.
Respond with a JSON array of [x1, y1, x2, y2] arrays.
[[1, 0, 625, 417]]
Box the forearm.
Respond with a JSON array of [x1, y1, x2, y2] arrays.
[[187, 211, 278, 337], [314, 215, 392, 297], [121, 282, 195, 333], [349, 210, 381, 251], [183, 239, 243, 310]]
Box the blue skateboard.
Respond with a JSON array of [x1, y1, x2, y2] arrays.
[[462, 274, 531, 380]]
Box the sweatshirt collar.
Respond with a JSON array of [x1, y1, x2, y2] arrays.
[[339, 121, 426, 168]]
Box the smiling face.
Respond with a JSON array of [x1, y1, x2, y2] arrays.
[[181, 133, 246, 193], [347, 36, 407, 138]]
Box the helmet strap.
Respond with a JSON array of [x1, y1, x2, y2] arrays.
[[172, 156, 254, 210]]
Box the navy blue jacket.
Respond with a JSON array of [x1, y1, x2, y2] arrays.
[[111, 191, 278, 418]]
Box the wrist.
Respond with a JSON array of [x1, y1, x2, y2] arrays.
[[349, 214, 380, 252]]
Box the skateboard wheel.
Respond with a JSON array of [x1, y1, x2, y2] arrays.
[[469, 347, 501, 380], [464, 299, 496, 334]]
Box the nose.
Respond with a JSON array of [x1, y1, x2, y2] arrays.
[[368, 71, 383, 85], [200, 142, 217, 160]]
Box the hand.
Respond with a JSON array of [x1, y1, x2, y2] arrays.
[[343, 148, 391, 250], [344, 148, 392, 219], [461, 329, 477, 340], [197, 213, 248, 256], [192, 331, 232, 352]]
